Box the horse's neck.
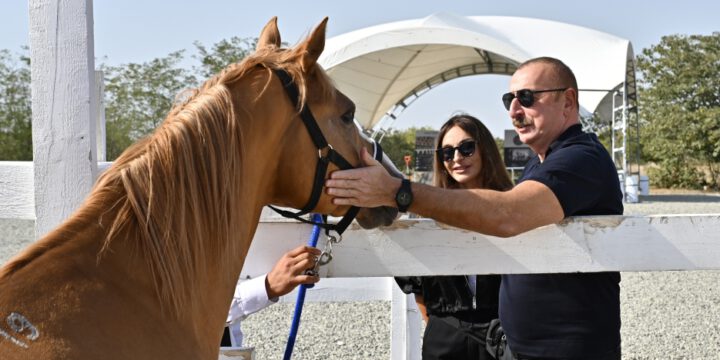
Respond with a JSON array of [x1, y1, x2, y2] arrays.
[[232, 76, 298, 205], [72, 192, 257, 347], [0, 207, 219, 357], [0, 172, 265, 348]]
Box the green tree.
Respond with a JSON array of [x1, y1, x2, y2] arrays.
[[380, 128, 417, 172], [0, 48, 32, 160], [101, 37, 262, 159], [193, 37, 258, 80], [494, 137, 504, 161], [0, 36, 261, 161], [101, 50, 197, 160], [379, 127, 438, 172], [636, 33, 720, 189]]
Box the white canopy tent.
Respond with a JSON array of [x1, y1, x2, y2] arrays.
[[319, 12, 636, 130], [318, 12, 639, 188]]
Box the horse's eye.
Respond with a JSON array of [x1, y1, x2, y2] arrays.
[[340, 110, 355, 124]]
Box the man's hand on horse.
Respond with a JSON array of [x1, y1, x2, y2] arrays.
[[265, 245, 321, 299], [326, 147, 401, 209]]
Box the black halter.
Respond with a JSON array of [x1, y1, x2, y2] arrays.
[[268, 68, 383, 235]]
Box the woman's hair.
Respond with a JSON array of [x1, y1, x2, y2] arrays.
[[433, 114, 513, 191]]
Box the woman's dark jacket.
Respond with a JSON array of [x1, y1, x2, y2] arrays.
[[395, 275, 500, 323]]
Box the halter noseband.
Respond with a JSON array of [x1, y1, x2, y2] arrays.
[[268, 68, 383, 235]]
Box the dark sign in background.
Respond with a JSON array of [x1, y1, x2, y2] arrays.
[[503, 130, 534, 168], [415, 130, 438, 172]]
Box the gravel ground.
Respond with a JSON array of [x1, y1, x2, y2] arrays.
[[2, 194, 720, 359], [619, 195, 720, 360], [241, 194, 720, 360], [0, 218, 34, 263]]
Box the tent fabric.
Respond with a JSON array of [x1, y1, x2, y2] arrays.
[[318, 12, 636, 131]]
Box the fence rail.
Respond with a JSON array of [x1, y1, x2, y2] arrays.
[[244, 214, 720, 278]]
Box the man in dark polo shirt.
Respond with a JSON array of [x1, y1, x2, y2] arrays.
[[326, 56, 623, 359]]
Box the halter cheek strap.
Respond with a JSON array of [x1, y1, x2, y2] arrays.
[[268, 68, 384, 235], [320, 141, 383, 235]]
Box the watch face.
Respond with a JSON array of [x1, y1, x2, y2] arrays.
[[397, 192, 412, 206]]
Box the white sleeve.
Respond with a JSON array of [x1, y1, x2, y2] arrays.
[[226, 274, 278, 324]]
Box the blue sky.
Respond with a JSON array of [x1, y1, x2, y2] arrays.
[[1, 1, 718, 137]]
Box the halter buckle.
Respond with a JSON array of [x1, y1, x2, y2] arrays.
[[317, 144, 334, 160], [328, 233, 342, 244]]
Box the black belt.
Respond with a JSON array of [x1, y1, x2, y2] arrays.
[[513, 350, 621, 360], [510, 345, 621, 360]]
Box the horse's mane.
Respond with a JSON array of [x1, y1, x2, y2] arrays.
[[1, 44, 336, 317]]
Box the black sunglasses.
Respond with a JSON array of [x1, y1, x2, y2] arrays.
[[502, 88, 567, 110], [437, 140, 476, 162]]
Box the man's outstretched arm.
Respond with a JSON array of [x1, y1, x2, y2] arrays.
[[326, 148, 563, 237]]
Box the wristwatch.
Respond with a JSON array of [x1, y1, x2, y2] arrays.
[[395, 179, 413, 213]]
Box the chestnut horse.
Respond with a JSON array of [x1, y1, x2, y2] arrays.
[[0, 18, 397, 359]]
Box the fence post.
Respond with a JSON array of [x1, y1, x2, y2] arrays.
[[95, 70, 106, 165], [29, 0, 98, 238], [390, 279, 422, 360]]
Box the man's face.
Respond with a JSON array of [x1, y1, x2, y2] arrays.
[[507, 63, 569, 155]]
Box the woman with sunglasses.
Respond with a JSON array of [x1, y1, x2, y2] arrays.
[[396, 114, 513, 360]]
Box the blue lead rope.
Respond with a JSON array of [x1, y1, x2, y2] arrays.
[[283, 213, 323, 360]]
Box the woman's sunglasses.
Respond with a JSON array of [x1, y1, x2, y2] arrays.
[[437, 140, 476, 162], [502, 88, 567, 110]]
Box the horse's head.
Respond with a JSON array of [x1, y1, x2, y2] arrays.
[[257, 17, 399, 229]]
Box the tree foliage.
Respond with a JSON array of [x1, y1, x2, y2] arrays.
[[193, 37, 257, 80], [0, 48, 32, 160], [637, 32, 720, 189], [101, 37, 260, 160], [379, 127, 431, 172], [0, 36, 263, 161], [101, 50, 198, 160]]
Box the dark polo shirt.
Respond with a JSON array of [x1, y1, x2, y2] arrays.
[[499, 124, 624, 358]]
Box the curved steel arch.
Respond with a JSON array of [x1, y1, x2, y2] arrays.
[[371, 61, 518, 141]]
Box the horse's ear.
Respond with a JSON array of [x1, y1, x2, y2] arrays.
[[298, 17, 328, 71], [257, 17, 281, 51]]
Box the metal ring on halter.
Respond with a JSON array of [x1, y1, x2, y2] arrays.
[[304, 233, 340, 276], [305, 253, 325, 276], [317, 251, 333, 266], [304, 269, 318, 277], [304, 254, 321, 276], [326, 233, 342, 244], [317, 144, 334, 160]]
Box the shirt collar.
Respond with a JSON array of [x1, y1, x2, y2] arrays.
[[546, 123, 583, 157]]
